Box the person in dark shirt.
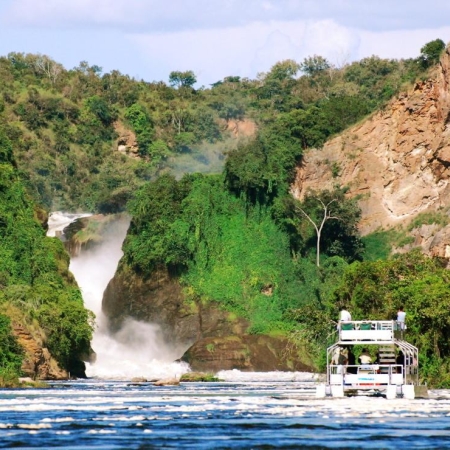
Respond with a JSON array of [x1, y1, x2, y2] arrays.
[[346, 347, 357, 374]]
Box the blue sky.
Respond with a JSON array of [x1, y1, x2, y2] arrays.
[[0, 0, 449, 86]]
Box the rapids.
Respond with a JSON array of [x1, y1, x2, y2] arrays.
[[1, 380, 450, 449]]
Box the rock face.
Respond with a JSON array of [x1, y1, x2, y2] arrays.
[[63, 214, 129, 257], [292, 45, 450, 236], [103, 267, 249, 350], [225, 118, 257, 138], [102, 266, 312, 371], [181, 335, 313, 373], [13, 322, 68, 380], [113, 121, 139, 158], [396, 222, 450, 266]]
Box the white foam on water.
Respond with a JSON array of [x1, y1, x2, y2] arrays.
[[47, 211, 92, 237], [216, 369, 321, 382], [85, 317, 190, 380], [17, 424, 52, 429]]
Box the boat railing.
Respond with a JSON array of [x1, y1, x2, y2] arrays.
[[338, 320, 405, 342]]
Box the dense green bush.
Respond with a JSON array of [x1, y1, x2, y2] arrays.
[[124, 173, 303, 333], [0, 133, 93, 376], [419, 39, 446, 68]]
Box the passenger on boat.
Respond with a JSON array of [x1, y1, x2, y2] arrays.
[[397, 307, 406, 330], [332, 347, 341, 365], [395, 351, 405, 373], [339, 308, 352, 321], [358, 349, 372, 365], [346, 347, 357, 374], [332, 347, 348, 374]]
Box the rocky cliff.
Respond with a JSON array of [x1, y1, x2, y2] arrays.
[[13, 321, 68, 380], [293, 45, 450, 242], [102, 266, 311, 372]]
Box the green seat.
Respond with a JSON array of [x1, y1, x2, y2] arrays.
[[341, 323, 353, 330], [360, 323, 371, 330]]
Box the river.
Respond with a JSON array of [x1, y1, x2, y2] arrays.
[[1, 375, 450, 449]]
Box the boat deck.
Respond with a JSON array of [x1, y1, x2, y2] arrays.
[[322, 320, 421, 397]]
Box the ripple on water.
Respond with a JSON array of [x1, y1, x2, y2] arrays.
[[0, 380, 450, 449]]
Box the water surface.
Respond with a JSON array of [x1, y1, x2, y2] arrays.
[[1, 376, 449, 449]]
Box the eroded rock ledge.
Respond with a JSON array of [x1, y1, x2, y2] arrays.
[[13, 322, 68, 380]]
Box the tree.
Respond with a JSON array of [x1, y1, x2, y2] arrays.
[[296, 188, 362, 266], [419, 39, 445, 68], [124, 103, 154, 155], [297, 197, 339, 267], [0, 129, 14, 165], [33, 54, 64, 85], [169, 70, 197, 88], [300, 55, 331, 76], [75, 61, 103, 76], [264, 59, 300, 81]]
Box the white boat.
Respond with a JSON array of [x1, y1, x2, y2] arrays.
[[316, 320, 428, 399]]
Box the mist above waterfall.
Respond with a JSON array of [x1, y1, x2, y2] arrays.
[[50, 213, 189, 380]]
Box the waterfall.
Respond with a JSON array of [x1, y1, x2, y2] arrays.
[[48, 212, 189, 380]]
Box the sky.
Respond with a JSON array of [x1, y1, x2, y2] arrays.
[[0, 0, 449, 86]]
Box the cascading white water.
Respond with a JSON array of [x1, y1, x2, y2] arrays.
[[48, 212, 189, 380]]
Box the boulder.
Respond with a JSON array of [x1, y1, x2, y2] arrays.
[[103, 266, 249, 350], [153, 378, 180, 386], [181, 335, 314, 373], [114, 120, 139, 157], [179, 372, 221, 382]]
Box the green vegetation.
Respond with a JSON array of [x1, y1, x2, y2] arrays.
[[287, 187, 363, 266], [0, 42, 435, 213], [407, 211, 450, 231], [120, 38, 450, 386], [180, 372, 221, 382], [362, 229, 409, 261], [419, 39, 446, 68], [2, 38, 450, 386], [0, 131, 93, 381], [336, 251, 450, 387]]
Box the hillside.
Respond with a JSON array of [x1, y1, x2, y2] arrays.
[[293, 44, 450, 260], [294, 45, 450, 232], [0, 133, 93, 383], [0, 49, 427, 212]]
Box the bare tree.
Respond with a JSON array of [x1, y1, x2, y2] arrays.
[[34, 54, 64, 85], [297, 198, 340, 267]]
